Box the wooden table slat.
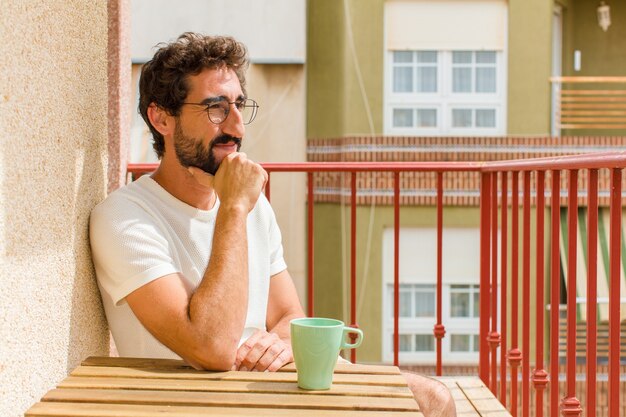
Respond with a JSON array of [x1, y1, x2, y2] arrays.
[[58, 376, 415, 398], [42, 388, 419, 411], [80, 356, 401, 375], [453, 377, 512, 416], [71, 365, 408, 386], [26, 402, 424, 417], [26, 357, 510, 417], [435, 378, 480, 416]]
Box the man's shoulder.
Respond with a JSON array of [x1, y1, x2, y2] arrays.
[[91, 177, 152, 222]]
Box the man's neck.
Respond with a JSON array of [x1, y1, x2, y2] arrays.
[[151, 158, 217, 211]]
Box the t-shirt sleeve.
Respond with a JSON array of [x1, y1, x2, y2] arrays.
[[89, 197, 179, 306], [264, 197, 287, 277]]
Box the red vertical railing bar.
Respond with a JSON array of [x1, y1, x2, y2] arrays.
[[307, 172, 314, 317], [561, 169, 582, 416], [434, 172, 446, 376], [586, 169, 598, 417], [550, 170, 561, 417], [350, 172, 358, 364], [479, 172, 492, 385], [393, 172, 400, 367], [509, 171, 522, 417], [500, 171, 509, 405], [533, 171, 548, 417], [489, 172, 501, 395], [522, 172, 531, 417], [264, 173, 271, 202], [608, 168, 622, 417]]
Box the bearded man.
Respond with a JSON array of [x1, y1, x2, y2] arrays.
[[89, 33, 456, 417]]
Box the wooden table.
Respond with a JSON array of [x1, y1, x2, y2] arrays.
[[26, 356, 510, 416]]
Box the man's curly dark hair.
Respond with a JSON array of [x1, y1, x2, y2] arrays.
[[138, 33, 249, 158]]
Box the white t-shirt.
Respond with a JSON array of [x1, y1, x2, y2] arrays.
[[89, 175, 287, 359]]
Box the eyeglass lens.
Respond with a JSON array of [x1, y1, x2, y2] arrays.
[[208, 99, 258, 125]]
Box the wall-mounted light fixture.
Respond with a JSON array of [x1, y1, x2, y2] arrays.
[[597, 2, 611, 32]]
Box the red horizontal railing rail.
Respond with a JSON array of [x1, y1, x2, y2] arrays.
[[127, 151, 626, 416]]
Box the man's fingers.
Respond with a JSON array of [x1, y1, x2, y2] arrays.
[[187, 166, 214, 188], [237, 331, 285, 372], [239, 332, 279, 371], [234, 330, 264, 370], [266, 348, 293, 372], [251, 340, 286, 372]]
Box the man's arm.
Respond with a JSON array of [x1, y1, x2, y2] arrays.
[[125, 153, 265, 371], [233, 269, 305, 372], [266, 270, 306, 339]]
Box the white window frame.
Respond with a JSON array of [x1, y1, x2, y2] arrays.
[[384, 50, 507, 136], [382, 283, 481, 364]]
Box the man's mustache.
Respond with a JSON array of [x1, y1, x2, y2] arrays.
[[211, 134, 242, 149]]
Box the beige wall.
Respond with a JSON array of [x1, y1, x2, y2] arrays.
[[245, 64, 308, 306], [0, 2, 110, 416]]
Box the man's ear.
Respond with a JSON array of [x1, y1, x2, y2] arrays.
[[147, 103, 174, 137]]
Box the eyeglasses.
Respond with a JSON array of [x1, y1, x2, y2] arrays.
[[182, 98, 259, 125]]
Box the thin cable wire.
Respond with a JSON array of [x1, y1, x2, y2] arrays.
[[342, 0, 379, 321]]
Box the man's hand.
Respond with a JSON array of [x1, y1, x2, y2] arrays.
[[232, 329, 293, 372], [214, 152, 267, 212], [187, 152, 267, 213]]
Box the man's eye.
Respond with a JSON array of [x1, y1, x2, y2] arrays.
[[207, 103, 223, 110], [235, 101, 246, 110]]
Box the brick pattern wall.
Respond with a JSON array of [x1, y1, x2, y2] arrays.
[[307, 136, 626, 206]]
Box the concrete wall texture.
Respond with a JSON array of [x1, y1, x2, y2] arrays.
[[0, 2, 110, 416]]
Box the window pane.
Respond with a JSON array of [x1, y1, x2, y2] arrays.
[[451, 284, 470, 290], [415, 334, 435, 351], [473, 291, 480, 317], [476, 67, 496, 93], [451, 334, 471, 352], [417, 51, 437, 63], [393, 67, 413, 93], [452, 68, 472, 93], [473, 335, 480, 351], [393, 109, 413, 128], [452, 51, 472, 64], [451, 291, 470, 317], [476, 51, 496, 64], [416, 109, 437, 128], [399, 334, 412, 352], [476, 109, 496, 127], [393, 51, 413, 63], [399, 289, 412, 317], [417, 67, 437, 93], [452, 109, 472, 128], [415, 289, 435, 317]]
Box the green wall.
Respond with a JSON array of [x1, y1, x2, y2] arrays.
[[313, 204, 483, 363], [507, 0, 554, 135], [561, 0, 626, 136], [307, 0, 384, 138], [564, 0, 626, 76], [313, 202, 551, 365]]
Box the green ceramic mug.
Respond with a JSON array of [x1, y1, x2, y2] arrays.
[[290, 317, 364, 390]]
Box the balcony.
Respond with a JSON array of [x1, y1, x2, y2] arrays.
[[129, 150, 626, 417]]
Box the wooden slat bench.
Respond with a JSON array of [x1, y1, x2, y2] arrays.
[[26, 356, 511, 416]]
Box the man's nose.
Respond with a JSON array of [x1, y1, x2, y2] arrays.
[[221, 105, 245, 139]]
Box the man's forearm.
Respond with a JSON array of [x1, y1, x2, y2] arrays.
[[188, 205, 249, 366], [268, 309, 305, 341]]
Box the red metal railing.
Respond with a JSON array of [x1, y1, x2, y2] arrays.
[[127, 152, 626, 416]]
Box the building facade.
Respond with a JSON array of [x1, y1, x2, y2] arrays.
[[307, 0, 626, 364]]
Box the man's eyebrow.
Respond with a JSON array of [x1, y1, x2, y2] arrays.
[[199, 96, 226, 105], [198, 95, 247, 105]]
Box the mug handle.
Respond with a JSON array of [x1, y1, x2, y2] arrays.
[[341, 326, 363, 349]]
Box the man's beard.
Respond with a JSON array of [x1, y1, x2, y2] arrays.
[[173, 123, 242, 175]]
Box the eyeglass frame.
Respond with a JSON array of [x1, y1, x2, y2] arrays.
[[181, 97, 259, 125]]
